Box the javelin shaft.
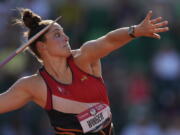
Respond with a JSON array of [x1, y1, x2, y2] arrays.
[[16, 16, 61, 54], [0, 53, 17, 68], [0, 16, 61, 68]]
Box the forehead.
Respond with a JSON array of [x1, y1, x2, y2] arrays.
[[44, 23, 63, 38], [48, 23, 63, 33]]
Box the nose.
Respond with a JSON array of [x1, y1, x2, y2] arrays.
[[64, 34, 69, 42]]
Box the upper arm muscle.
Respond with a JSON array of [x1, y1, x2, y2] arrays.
[[0, 78, 33, 114], [80, 36, 116, 62]]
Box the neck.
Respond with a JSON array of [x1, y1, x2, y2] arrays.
[[43, 55, 69, 77]]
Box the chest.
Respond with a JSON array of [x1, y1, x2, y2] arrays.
[[50, 74, 106, 103], [33, 77, 104, 109], [47, 74, 109, 114], [36, 57, 109, 110]]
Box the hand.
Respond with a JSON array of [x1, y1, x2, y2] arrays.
[[135, 10, 169, 39]]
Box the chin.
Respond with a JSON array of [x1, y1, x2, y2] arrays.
[[66, 51, 72, 57]]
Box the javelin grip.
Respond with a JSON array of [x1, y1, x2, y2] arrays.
[[0, 16, 62, 68]]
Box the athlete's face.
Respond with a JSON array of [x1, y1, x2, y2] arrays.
[[42, 23, 71, 57]]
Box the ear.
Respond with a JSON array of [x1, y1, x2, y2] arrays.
[[36, 41, 46, 52]]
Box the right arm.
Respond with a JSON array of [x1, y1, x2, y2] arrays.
[[0, 78, 33, 114], [78, 11, 168, 63]]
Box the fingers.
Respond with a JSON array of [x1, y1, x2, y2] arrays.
[[140, 10, 169, 39], [145, 10, 153, 21], [154, 27, 169, 33], [152, 33, 161, 39], [150, 17, 162, 24], [154, 20, 168, 28]]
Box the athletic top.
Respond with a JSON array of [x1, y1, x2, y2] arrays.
[[39, 56, 113, 135]]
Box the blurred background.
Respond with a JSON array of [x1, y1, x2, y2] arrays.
[[0, 0, 180, 135]]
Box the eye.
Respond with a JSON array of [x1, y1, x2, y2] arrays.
[[55, 33, 61, 38]]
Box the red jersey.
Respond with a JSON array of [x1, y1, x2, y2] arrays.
[[40, 56, 109, 111], [39, 56, 112, 135]]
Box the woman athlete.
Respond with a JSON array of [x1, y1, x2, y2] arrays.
[[0, 9, 169, 135]]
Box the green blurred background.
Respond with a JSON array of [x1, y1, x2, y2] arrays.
[[0, 0, 180, 135]]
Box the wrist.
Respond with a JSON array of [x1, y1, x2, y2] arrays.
[[128, 25, 136, 38], [134, 25, 142, 37]]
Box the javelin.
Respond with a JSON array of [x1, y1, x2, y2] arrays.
[[0, 16, 62, 68]]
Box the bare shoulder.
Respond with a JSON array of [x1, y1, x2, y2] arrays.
[[16, 74, 46, 95], [71, 49, 81, 58], [17, 74, 47, 107], [71, 49, 88, 65], [71, 49, 100, 64], [18, 74, 44, 88], [0, 74, 47, 113], [71, 42, 96, 60], [70, 49, 102, 77]]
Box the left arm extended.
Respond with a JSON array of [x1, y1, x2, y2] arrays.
[[80, 11, 169, 62]]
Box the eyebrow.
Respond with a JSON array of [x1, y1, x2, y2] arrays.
[[51, 28, 63, 33]]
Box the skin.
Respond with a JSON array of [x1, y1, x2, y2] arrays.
[[0, 11, 169, 114]]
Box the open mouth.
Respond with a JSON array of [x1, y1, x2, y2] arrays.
[[63, 44, 70, 49]]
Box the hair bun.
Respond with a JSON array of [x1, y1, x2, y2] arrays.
[[22, 9, 41, 29]]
